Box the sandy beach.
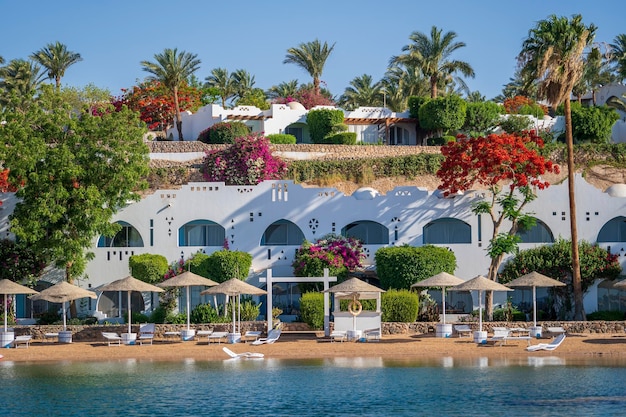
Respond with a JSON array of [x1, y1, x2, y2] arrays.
[[3, 332, 626, 364]]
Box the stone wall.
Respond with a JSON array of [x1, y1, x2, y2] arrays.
[[12, 321, 625, 341], [148, 141, 440, 161]]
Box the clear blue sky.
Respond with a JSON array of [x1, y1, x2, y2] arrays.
[[1, 0, 623, 101]]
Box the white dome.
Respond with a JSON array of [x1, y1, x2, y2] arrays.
[[605, 184, 626, 197], [287, 101, 306, 111], [353, 187, 380, 200]]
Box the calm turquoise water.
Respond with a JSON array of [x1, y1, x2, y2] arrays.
[[2, 356, 626, 416]]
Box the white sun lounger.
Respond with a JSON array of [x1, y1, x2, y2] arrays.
[[138, 323, 155, 345], [454, 325, 473, 338], [102, 332, 123, 346], [222, 347, 264, 359], [207, 331, 228, 344], [251, 329, 281, 345], [329, 330, 347, 343], [526, 334, 566, 352], [13, 335, 32, 348]]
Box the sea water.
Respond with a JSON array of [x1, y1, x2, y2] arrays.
[[1, 356, 626, 416]]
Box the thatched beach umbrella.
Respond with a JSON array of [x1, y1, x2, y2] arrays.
[[157, 271, 218, 332], [506, 271, 565, 329], [29, 281, 97, 331], [449, 275, 512, 333], [99, 276, 164, 336], [412, 272, 464, 325], [200, 278, 266, 334], [323, 278, 385, 331], [0, 279, 39, 332]]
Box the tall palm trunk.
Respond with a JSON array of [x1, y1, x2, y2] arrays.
[[564, 98, 584, 320], [430, 75, 438, 98], [173, 87, 184, 141]]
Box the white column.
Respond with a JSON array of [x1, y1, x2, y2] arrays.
[[323, 268, 330, 336]]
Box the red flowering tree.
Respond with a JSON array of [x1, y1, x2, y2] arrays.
[[112, 80, 202, 132], [202, 133, 288, 185], [0, 169, 16, 206], [274, 84, 335, 109], [437, 131, 560, 319]]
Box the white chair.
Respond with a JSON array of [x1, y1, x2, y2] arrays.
[[454, 325, 473, 338], [252, 329, 282, 345], [363, 328, 381, 342], [13, 335, 32, 348], [102, 332, 123, 346], [222, 347, 264, 359], [243, 331, 262, 343], [329, 330, 347, 343], [547, 326, 566, 337], [526, 334, 566, 351], [138, 323, 155, 345], [207, 331, 228, 344]]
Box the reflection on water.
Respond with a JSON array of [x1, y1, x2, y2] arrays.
[[2, 356, 626, 416]]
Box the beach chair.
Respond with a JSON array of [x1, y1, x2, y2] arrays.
[[489, 327, 510, 346], [547, 326, 566, 337], [102, 332, 123, 346], [526, 334, 566, 351], [252, 329, 282, 345], [454, 325, 473, 338], [207, 331, 228, 344], [329, 330, 347, 343], [138, 323, 155, 345], [13, 335, 32, 348], [363, 328, 381, 342], [243, 331, 262, 343], [222, 347, 265, 359]]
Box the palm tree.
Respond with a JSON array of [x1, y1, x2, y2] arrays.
[[266, 80, 299, 100], [0, 59, 46, 109], [30, 41, 82, 89], [337, 74, 383, 110], [380, 64, 430, 111], [518, 14, 596, 320], [284, 39, 335, 96], [391, 26, 474, 98], [141, 48, 201, 141], [205, 67, 235, 108], [610, 34, 626, 82], [231, 69, 255, 102]]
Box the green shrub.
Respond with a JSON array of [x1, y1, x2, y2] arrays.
[[375, 245, 457, 290], [198, 121, 250, 144], [227, 299, 261, 321], [587, 310, 625, 321], [129, 253, 169, 284], [130, 312, 150, 324], [203, 250, 252, 283], [267, 133, 296, 144], [166, 312, 187, 324], [381, 289, 419, 322], [190, 303, 220, 324], [322, 132, 356, 145], [418, 94, 467, 133], [150, 306, 168, 323], [300, 292, 325, 330], [37, 311, 61, 325], [570, 104, 620, 144], [499, 115, 533, 134], [307, 108, 345, 144], [339, 298, 376, 311], [427, 136, 456, 146]]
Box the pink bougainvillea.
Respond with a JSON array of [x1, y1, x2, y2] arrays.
[[202, 133, 288, 185]]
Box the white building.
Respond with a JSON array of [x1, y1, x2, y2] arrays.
[[167, 103, 419, 145], [4, 172, 625, 322]]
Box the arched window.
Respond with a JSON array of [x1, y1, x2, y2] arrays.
[[423, 218, 471, 244], [341, 221, 389, 244], [179, 220, 225, 246], [517, 219, 554, 243], [598, 216, 626, 242], [97, 221, 144, 247], [261, 220, 305, 245]]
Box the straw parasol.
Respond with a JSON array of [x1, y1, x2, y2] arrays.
[[29, 281, 97, 331], [0, 279, 39, 332], [200, 278, 266, 334], [157, 271, 218, 332], [449, 275, 512, 333], [412, 272, 464, 325], [99, 276, 164, 336], [323, 278, 385, 332], [505, 271, 566, 329]]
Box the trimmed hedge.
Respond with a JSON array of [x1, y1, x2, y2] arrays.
[[300, 292, 325, 330], [197, 121, 250, 144], [381, 289, 419, 322], [267, 133, 297, 144], [322, 132, 357, 145]]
